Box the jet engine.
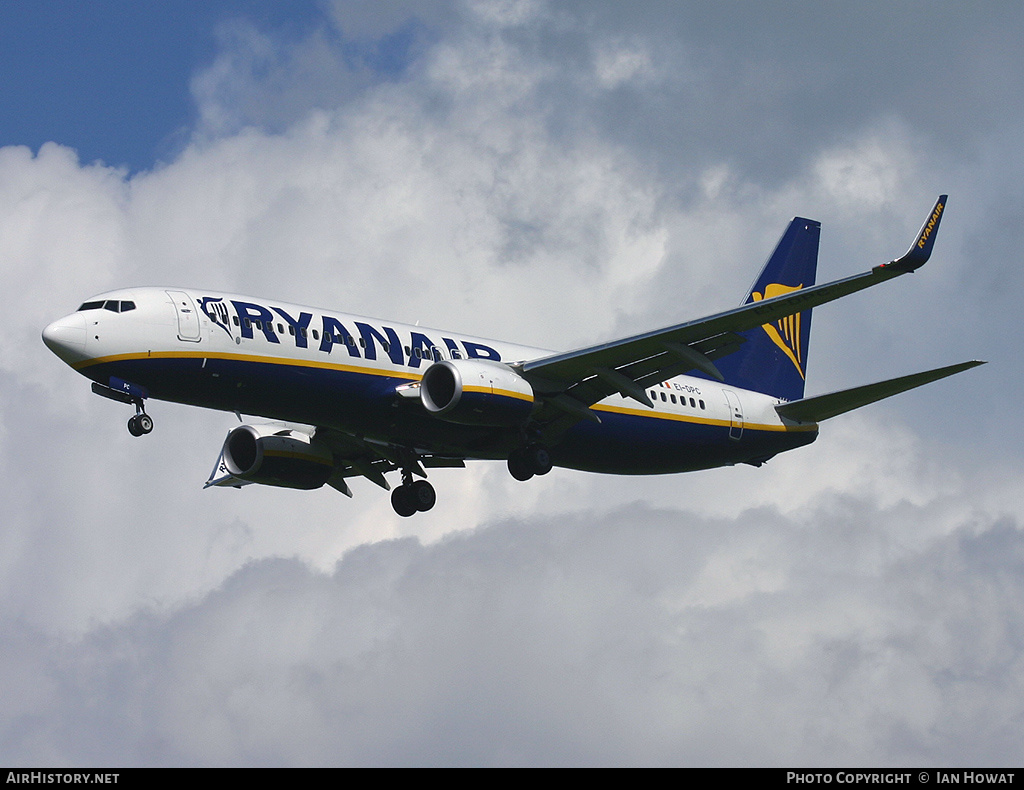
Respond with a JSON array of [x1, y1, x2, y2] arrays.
[[420, 359, 535, 426], [219, 424, 334, 489]]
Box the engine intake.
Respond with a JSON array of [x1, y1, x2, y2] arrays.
[[420, 359, 535, 427], [221, 424, 334, 490]]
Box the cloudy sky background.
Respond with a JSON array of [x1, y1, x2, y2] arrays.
[[2, 0, 1022, 766]]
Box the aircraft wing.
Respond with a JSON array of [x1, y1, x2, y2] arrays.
[[311, 427, 466, 496], [518, 196, 948, 417]]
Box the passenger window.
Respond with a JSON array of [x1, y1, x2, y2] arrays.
[[670, 394, 677, 404], [277, 323, 284, 334], [300, 327, 307, 337], [233, 316, 240, 326], [289, 326, 295, 335], [244, 318, 251, 329], [699, 400, 705, 410], [312, 330, 319, 340], [660, 392, 666, 402], [690, 398, 696, 407]]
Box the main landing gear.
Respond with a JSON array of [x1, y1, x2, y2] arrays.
[[389, 442, 553, 515], [507, 444, 552, 481], [391, 479, 436, 517]]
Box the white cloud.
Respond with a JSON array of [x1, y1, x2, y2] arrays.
[[593, 41, 656, 89], [3, 0, 1023, 766], [2, 495, 1022, 766]]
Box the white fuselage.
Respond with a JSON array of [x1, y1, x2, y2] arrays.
[[43, 286, 816, 475]]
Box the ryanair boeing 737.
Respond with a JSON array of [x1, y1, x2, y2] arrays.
[[42, 196, 982, 516]]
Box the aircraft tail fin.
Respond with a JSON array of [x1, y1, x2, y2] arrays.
[[711, 217, 821, 402], [775, 360, 985, 423]]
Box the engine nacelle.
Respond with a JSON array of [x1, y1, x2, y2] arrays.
[[420, 359, 535, 427], [220, 424, 334, 490]]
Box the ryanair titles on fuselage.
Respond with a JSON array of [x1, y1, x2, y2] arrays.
[[198, 296, 503, 369]]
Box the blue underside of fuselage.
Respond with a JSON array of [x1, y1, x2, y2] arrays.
[[80, 356, 817, 475]]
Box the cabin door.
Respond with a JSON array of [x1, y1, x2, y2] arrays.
[[167, 290, 202, 342]]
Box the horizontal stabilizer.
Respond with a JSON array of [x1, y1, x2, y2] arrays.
[[775, 360, 985, 423]]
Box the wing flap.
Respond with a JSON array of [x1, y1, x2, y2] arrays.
[[775, 360, 984, 423]]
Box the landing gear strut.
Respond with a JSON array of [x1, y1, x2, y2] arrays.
[[91, 381, 153, 436], [507, 443, 552, 481], [389, 467, 434, 516]]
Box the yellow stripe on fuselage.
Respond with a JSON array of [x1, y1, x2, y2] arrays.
[[591, 402, 817, 433], [75, 350, 815, 433], [462, 384, 535, 403], [72, 349, 422, 381]]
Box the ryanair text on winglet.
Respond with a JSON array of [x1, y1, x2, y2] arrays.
[[917, 201, 945, 249]]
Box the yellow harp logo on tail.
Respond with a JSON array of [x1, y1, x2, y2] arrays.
[[751, 283, 806, 379]]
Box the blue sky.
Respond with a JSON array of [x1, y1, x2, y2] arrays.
[[0, 1, 328, 170], [4, 0, 1024, 768]]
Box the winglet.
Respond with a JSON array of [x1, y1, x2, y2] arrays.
[[875, 194, 947, 274]]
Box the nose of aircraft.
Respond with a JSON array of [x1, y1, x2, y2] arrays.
[[42, 313, 88, 364]]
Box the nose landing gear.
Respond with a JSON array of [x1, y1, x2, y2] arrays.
[[91, 381, 154, 436], [127, 411, 154, 436]]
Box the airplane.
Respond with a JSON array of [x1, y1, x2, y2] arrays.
[[42, 195, 983, 516]]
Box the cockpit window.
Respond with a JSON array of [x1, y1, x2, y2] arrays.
[[78, 299, 137, 313]]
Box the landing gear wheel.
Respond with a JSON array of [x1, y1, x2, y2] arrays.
[[507, 451, 534, 481], [127, 413, 154, 437], [508, 444, 552, 480], [524, 444, 552, 476], [409, 480, 436, 512], [391, 486, 417, 517]]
